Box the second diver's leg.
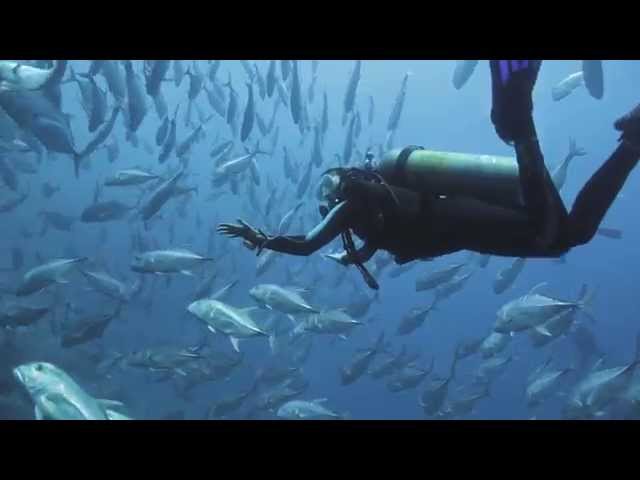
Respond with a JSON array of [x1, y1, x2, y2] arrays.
[[566, 140, 640, 247]]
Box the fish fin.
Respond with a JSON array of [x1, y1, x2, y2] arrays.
[[292, 323, 306, 336], [42, 392, 85, 418], [97, 399, 125, 410], [285, 286, 310, 295], [35, 404, 44, 420], [534, 325, 553, 337], [313, 398, 328, 404], [207, 325, 217, 334], [229, 336, 241, 352], [268, 335, 277, 355], [590, 355, 607, 373], [105, 409, 131, 420], [287, 314, 296, 326], [181, 270, 195, 277], [527, 282, 548, 298]]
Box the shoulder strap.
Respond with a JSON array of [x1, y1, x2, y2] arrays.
[[391, 145, 424, 188]]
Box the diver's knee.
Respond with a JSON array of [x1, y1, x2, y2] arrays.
[[569, 228, 597, 248]]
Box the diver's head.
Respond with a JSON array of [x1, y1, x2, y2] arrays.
[[364, 151, 375, 171], [316, 169, 344, 216], [315, 164, 391, 218]]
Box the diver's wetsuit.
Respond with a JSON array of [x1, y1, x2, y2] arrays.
[[262, 139, 640, 264], [223, 59, 640, 288]]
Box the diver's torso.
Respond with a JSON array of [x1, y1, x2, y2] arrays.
[[347, 184, 465, 262], [349, 186, 568, 261]]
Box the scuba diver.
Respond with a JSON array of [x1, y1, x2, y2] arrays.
[[219, 60, 640, 290]]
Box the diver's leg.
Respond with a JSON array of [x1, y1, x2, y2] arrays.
[[490, 60, 566, 247], [513, 118, 568, 248], [490, 60, 541, 145], [567, 141, 640, 246], [432, 196, 546, 257]]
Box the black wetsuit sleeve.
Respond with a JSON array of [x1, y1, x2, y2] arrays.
[[261, 201, 355, 256]]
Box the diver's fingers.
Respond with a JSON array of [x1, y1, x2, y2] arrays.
[[237, 219, 253, 229], [218, 223, 241, 231], [217, 225, 241, 238]]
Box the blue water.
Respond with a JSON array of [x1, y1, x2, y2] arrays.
[[1, 60, 640, 420]]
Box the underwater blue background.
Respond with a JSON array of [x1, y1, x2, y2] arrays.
[[2, 60, 640, 419]]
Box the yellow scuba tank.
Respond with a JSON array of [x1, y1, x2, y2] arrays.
[[378, 146, 524, 209]]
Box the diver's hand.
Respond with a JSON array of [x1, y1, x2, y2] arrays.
[[217, 219, 269, 254], [322, 251, 350, 266]]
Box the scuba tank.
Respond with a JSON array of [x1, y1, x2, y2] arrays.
[[378, 146, 524, 209]]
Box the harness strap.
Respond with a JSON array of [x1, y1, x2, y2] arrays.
[[341, 230, 379, 291], [393, 145, 424, 188]]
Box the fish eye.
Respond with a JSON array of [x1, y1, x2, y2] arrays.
[[35, 364, 43, 372]]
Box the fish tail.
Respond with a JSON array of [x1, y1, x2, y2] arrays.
[[449, 354, 460, 380], [39, 218, 49, 238], [568, 137, 587, 158], [73, 151, 83, 178], [339, 411, 352, 421], [577, 284, 597, 321], [596, 227, 623, 240], [113, 301, 125, 318], [480, 382, 492, 399], [374, 331, 385, 353]]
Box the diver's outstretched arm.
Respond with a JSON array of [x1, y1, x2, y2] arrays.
[[258, 201, 356, 257]]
